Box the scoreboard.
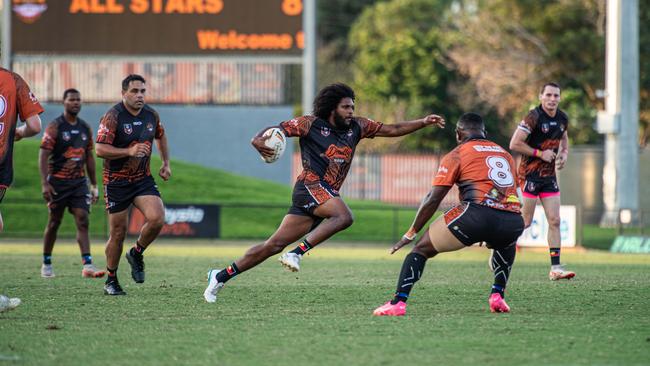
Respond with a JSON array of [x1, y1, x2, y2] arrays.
[[11, 0, 304, 55]]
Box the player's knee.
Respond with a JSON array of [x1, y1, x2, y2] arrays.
[[264, 239, 287, 255], [522, 215, 533, 228], [76, 216, 89, 231], [48, 218, 62, 231], [336, 212, 354, 230], [547, 215, 561, 228], [148, 214, 165, 230]]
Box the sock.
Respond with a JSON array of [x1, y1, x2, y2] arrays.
[[391, 253, 427, 304], [131, 241, 146, 256], [549, 247, 561, 266], [43, 253, 52, 265], [106, 267, 118, 282], [81, 253, 92, 265], [289, 239, 313, 256], [491, 243, 516, 298], [216, 263, 240, 284]]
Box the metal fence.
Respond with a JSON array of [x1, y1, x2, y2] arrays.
[[13, 57, 302, 105]]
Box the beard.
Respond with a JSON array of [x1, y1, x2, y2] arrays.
[[333, 113, 350, 129]]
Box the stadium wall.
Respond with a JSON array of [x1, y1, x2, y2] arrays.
[[39, 103, 295, 185]]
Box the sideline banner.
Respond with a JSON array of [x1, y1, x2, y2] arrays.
[[128, 204, 220, 238], [610, 236, 650, 253], [518, 205, 577, 247]]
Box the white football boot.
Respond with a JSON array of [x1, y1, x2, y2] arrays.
[[41, 264, 55, 278], [279, 252, 301, 272], [203, 269, 225, 303], [0, 295, 21, 313], [549, 264, 576, 281]]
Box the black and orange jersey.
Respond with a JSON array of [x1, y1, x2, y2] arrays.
[[40, 115, 93, 180], [516, 105, 568, 180], [280, 115, 383, 191], [0, 68, 44, 187], [96, 103, 165, 185], [434, 138, 521, 213]]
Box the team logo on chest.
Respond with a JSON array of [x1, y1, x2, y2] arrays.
[[541, 123, 550, 134], [146, 123, 154, 132], [81, 133, 87, 141], [0, 95, 7, 118], [321, 126, 330, 137], [124, 123, 133, 135], [62, 131, 71, 141]]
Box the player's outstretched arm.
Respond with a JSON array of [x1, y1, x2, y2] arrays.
[[156, 134, 171, 181], [390, 185, 451, 254], [375, 114, 445, 138], [14, 115, 42, 141], [251, 126, 280, 159]]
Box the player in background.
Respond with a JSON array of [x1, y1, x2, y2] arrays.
[[96, 75, 171, 295], [0, 68, 43, 311], [373, 113, 524, 316], [509, 83, 575, 281], [203, 83, 445, 303], [0, 68, 43, 232], [39, 89, 105, 279]]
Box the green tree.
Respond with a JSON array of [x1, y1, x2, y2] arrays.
[[349, 0, 461, 151]]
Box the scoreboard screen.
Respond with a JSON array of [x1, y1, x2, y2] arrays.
[[11, 0, 304, 55]]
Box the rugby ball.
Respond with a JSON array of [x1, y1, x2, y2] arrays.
[[261, 127, 287, 163]]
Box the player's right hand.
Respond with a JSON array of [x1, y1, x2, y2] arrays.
[[540, 149, 556, 163], [390, 237, 413, 254], [251, 134, 276, 159], [41, 182, 57, 202], [129, 143, 151, 158]]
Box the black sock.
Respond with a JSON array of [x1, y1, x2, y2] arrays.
[[131, 241, 146, 256], [550, 247, 561, 266], [43, 253, 52, 265], [81, 253, 92, 265], [216, 263, 240, 284], [491, 243, 516, 298], [106, 267, 118, 282], [391, 252, 427, 304], [289, 239, 313, 255]]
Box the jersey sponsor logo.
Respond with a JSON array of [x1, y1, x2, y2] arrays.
[[320, 126, 330, 137], [12, 0, 48, 24], [124, 123, 133, 135], [0, 95, 7, 118], [550, 121, 557, 126], [472, 145, 504, 153], [541, 123, 549, 134], [62, 131, 71, 141], [133, 121, 142, 126]]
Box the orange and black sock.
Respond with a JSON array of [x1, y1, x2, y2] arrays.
[[289, 239, 313, 255], [550, 247, 561, 266]]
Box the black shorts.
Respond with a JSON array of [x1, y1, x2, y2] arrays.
[[444, 202, 524, 249], [522, 176, 560, 198], [104, 176, 160, 214], [287, 180, 340, 223], [48, 177, 91, 213]]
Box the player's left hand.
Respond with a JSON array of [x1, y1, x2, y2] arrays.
[[422, 114, 445, 128], [555, 154, 567, 170], [159, 164, 172, 181], [390, 237, 413, 254], [90, 185, 99, 204]]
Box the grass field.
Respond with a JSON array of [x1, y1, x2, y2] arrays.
[[1, 241, 648, 366]]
